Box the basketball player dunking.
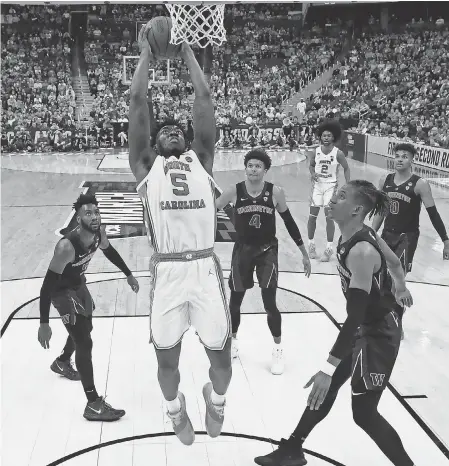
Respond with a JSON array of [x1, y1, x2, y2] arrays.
[[372, 142, 449, 271], [128, 24, 232, 445], [254, 181, 415, 466], [308, 120, 350, 262], [216, 148, 311, 375], [37, 194, 140, 421]]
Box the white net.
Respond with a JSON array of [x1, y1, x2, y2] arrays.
[[165, 3, 226, 48]]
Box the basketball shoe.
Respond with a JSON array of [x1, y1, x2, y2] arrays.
[[203, 382, 225, 437], [83, 396, 125, 422], [271, 346, 284, 375], [254, 438, 307, 466], [166, 392, 195, 445], [320, 246, 333, 262], [308, 243, 317, 259], [50, 358, 80, 381]]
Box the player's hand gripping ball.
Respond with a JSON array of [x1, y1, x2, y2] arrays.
[[142, 16, 182, 60]]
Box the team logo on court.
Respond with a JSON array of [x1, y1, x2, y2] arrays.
[[370, 373, 386, 387], [56, 181, 237, 242]]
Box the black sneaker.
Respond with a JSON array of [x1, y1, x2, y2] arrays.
[[254, 438, 307, 466], [83, 397, 125, 422], [50, 358, 81, 381]]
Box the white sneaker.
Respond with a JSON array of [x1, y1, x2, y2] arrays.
[[231, 338, 239, 360], [271, 347, 284, 375], [309, 243, 317, 259], [320, 247, 333, 262]]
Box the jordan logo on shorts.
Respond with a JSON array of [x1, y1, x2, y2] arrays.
[[370, 373, 386, 387]]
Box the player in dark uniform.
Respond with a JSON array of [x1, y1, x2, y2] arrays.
[[373, 143, 449, 272], [216, 148, 311, 375], [37, 194, 140, 421], [373, 143, 448, 340], [254, 180, 415, 466]]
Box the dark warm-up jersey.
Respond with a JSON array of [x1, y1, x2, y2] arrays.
[[54, 229, 101, 291], [234, 181, 276, 245], [336, 226, 397, 323], [382, 173, 421, 233]]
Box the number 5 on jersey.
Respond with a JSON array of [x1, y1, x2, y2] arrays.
[[249, 214, 261, 229], [171, 173, 190, 196]]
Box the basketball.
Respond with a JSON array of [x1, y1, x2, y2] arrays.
[[146, 16, 181, 60]]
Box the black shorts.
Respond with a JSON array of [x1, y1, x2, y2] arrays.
[[381, 230, 419, 273], [229, 239, 278, 292], [51, 283, 95, 326], [351, 309, 402, 393]]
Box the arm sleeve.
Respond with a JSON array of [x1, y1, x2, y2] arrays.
[[329, 288, 370, 360], [426, 206, 448, 242], [279, 209, 304, 247], [39, 270, 61, 324], [101, 244, 132, 277]]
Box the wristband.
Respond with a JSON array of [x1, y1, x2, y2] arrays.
[[321, 361, 337, 377]]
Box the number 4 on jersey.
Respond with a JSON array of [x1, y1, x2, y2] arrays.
[[249, 214, 261, 229]]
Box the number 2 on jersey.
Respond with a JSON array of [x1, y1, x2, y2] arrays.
[[320, 164, 329, 175], [170, 173, 190, 196], [249, 214, 261, 229]]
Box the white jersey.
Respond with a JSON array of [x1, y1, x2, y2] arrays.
[[137, 149, 217, 253], [314, 145, 339, 183]]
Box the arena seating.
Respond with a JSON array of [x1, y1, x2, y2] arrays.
[[302, 26, 449, 148], [1, 4, 77, 151], [2, 4, 447, 151]]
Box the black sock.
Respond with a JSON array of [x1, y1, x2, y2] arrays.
[[85, 387, 99, 403]]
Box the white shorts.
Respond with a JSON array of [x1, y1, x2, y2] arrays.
[[310, 181, 337, 207], [149, 249, 231, 351]]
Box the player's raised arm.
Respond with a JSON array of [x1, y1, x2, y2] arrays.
[[336, 150, 350, 182], [181, 44, 216, 176], [129, 23, 158, 183], [371, 174, 388, 232], [415, 178, 449, 259]]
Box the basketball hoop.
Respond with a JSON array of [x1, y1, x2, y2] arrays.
[[165, 3, 226, 48]]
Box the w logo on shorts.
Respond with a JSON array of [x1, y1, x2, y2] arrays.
[[61, 313, 71, 325], [370, 372, 386, 387]]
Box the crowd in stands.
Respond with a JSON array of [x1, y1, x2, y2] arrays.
[[1, 4, 77, 151], [300, 26, 449, 148], [1, 3, 448, 152], [79, 4, 341, 151]]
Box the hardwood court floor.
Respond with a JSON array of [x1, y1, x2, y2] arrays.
[[1, 149, 449, 465]]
